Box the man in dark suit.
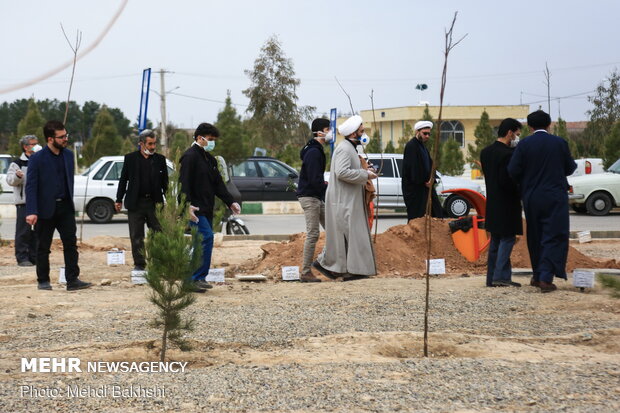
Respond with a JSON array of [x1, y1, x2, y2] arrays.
[[402, 120, 443, 220], [25, 120, 91, 291], [508, 110, 577, 293], [115, 129, 169, 271], [179, 123, 241, 292], [481, 118, 523, 288]]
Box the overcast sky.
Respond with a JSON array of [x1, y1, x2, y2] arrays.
[[2, 0, 619, 129]]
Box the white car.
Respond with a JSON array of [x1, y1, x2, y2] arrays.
[[325, 153, 483, 218], [0, 154, 14, 204], [568, 158, 620, 216], [74, 156, 174, 223]]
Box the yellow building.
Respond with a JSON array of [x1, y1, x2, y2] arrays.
[[336, 105, 529, 157]]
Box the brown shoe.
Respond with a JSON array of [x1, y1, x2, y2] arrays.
[[530, 278, 541, 287], [300, 272, 321, 283], [539, 281, 557, 293]]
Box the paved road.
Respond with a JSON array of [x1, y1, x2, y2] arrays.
[[1, 211, 618, 240]]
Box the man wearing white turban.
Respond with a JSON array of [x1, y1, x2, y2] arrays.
[[312, 115, 378, 280], [401, 120, 444, 220]]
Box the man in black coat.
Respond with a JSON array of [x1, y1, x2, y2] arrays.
[[296, 118, 331, 283], [508, 110, 577, 293], [115, 129, 169, 271], [402, 120, 443, 220], [480, 118, 523, 288], [179, 123, 241, 291]]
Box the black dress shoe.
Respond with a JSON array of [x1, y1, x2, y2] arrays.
[[312, 261, 339, 279], [18, 261, 34, 267], [37, 282, 52, 290], [66, 280, 92, 291], [492, 280, 522, 287], [343, 274, 370, 282], [193, 280, 213, 290]]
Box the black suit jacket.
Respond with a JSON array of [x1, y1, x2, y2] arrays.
[[179, 144, 234, 221], [116, 151, 169, 210], [480, 141, 522, 235]]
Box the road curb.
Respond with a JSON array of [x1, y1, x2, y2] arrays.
[[569, 231, 620, 239]]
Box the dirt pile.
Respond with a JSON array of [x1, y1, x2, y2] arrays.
[[251, 217, 618, 279]]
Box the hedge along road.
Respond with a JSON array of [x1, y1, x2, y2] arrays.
[[0, 211, 619, 240]]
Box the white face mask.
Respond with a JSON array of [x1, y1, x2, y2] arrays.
[[510, 135, 520, 148], [31, 144, 42, 152], [143, 148, 155, 156], [323, 130, 334, 143], [359, 133, 370, 146]]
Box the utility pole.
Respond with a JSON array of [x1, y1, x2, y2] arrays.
[[159, 68, 168, 151], [543, 62, 551, 114]]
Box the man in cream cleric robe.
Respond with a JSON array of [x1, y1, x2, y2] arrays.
[[312, 115, 378, 280]]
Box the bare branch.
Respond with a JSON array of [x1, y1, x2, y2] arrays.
[[335, 76, 355, 114], [423, 11, 467, 358]]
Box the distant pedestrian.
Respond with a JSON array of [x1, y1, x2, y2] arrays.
[[179, 123, 241, 292], [507, 110, 577, 293], [313, 115, 377, 281], [115, 129, 169, 271], [6, 135, 41, 266], [480, 118, 523, 288], [402, 121, 443, 220], [25, 120, 92, 291], [296, 118, 332, 283]]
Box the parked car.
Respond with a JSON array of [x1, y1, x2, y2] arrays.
[[0, 154, 16, 204], [74, 156, 175, 223], [571, 158, 604, 177], [325, 153, 484, 218], [230, 156, 299, 201], [568, 158, 620, 215]]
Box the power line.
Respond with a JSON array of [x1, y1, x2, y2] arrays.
[[166, 91, 249, 107]]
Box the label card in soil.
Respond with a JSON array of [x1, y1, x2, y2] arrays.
[[427, 259, 446, 275], [58, 267, 66, 284], [131, 270, 147, 285], [573, 269, 595, 288], [577, 231, 592, 244], [107, 250, 126, 265], [282, 266, 300, 281], [206, 268, 225, 283]]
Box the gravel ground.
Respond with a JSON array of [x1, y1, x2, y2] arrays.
[[1, 241, 619, 412]]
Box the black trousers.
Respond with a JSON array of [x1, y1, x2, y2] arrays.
[[15, 204, 37, 264], [127, 197, 161, 267], [36, 199, 79, 284]]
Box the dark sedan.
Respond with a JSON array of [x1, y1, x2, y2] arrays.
[[230, 157, 299, 201]]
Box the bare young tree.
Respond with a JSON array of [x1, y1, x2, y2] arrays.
[[423, 12, 467, 357], [60, 24, 82, 125]]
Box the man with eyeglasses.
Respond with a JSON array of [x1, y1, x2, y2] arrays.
[[402, 120, 443, 220], [6, 135, 42, 266], [25, 120, 92, 291]]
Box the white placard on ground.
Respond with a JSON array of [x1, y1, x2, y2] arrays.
[[577, 231, 592, 244], [107, 250, 126, 265], [573, 269, 595, 288], [131, 270, 147, 285], [282, 266, 300, 281], [427, 259, 446, 275], [206, 268, 225, 283], [58, 267, 66, 284]]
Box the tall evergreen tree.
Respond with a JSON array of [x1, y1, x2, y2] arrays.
[[364, 131, 382, 153], [11, 99, 45, 156], [554, 117, 578, 157], [169, 130, 191, 161], [584, 70, 620, 157], [467, 110, 495, 170], [243, 35, 315, 153], [440, 139, 465, 176], [396, 123, 414, 154], [82, 107, 123, 165], [384, 140, 396, 153], [214, 92, 251, 163]]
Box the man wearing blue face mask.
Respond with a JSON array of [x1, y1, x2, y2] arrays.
[[297, 118, 332, 282], [179, 122, 241, 292]]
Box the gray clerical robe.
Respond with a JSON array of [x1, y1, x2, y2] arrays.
[[318, 140, 377, 276]]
